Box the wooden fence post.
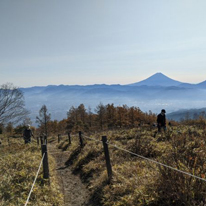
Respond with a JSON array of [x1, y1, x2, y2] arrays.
[[40, 136, 43, 145], [58, 134, 61, 143], [41, 144, 49, 179], [68, 132, 71, 144], [44, 135, 47, 144], [37, 136, 39, 145], [102, 136, 112, 182], [7, 136, 10, 146], [79, 131, 83, 147]]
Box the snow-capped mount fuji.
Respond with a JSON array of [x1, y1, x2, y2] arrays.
[[128, 72, 183, 87]]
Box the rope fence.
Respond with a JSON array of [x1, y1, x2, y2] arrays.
[[78, 132, 206, 183], [54, 131, 206, 183], [0, 138, 50, 205], [24, 153, 45, 206], [106, 141, 206, 183]]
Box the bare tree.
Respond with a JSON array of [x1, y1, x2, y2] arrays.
[[0, 83, 29, 125], [23, 117, 32, 126], [36, 105, 51, 136]]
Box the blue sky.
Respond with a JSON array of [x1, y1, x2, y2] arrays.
[[1, 0, 206, 87]]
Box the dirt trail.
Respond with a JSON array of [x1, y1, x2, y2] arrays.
[[47, 141, 91, 206]]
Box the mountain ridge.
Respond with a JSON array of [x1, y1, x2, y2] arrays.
[[20, 72, 205, 89], [19, 72, 206, 123]]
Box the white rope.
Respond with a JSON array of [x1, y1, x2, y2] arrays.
[[77, 133, 206, 182], [107, 142, 206, 183], [24, 153, 45, 206]]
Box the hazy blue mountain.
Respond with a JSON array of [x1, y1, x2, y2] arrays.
[[196, 80, 206, 88], [128, 72, 183, 86], [178, 81, 206, 89], [20, 72, 206, 124], [178, 83, 196, 88], [167, 108, 206, 121]]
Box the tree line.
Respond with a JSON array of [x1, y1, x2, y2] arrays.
[[66, 103, 156, 132], [0, 82, 157, 136]]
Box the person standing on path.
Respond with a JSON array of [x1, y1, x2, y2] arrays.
[[23, 124, 33, 144]]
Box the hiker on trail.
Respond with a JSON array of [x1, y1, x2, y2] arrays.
[[23, 124, 33, 144], [157, 109, 166, 132]]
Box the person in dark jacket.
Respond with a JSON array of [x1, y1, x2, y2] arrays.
[[157, 109, 166, 132], [23, 124, 33, 144]]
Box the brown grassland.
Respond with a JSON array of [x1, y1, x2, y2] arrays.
[[57, 124, 206, 206], [1, 123, 206, 205]]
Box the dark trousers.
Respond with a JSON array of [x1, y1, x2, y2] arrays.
[[158, 125, 166, 132], [24, 138, 31, 144]]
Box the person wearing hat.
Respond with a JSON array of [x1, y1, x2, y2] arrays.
[[157, 109, 166, 132], [23, 124, 34, 144]]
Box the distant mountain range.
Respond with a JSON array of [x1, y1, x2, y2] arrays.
[[20, 72, 206, 123], [167, 108, 206, 121]]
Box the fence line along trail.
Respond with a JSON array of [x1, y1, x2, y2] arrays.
[[47, 139, 90, 206]]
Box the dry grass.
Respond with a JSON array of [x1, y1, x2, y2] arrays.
[[0, 136, 63, 206], [55, 126, 206, 205]]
